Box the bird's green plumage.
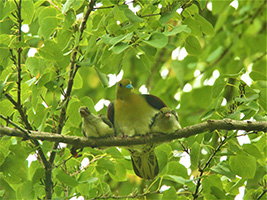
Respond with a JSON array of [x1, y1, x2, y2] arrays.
[[107, 79, 166, 180], [79, 107, 114, 138], [150, 107, 181, 134], [129, 144, 159, 180]]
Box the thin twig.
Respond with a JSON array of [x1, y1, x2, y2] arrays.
[[233, 0, 266, 27], [8, 2, 51, 198], [94, 5, 114, 10], [257, 189, 267, 200], [50, 0, 97, 164], [193, 137, 227, 199], [14, 0, 22, 107], [46, 3, 98, 197], [70, 154, 106, 176], [178, 140, 190, 154], [47, 0, 62, 13]]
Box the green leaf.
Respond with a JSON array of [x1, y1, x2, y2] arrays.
[[249, 60, 267, 81], [190, 142, 200, 171], [62, 10, 76, 32], [195, 14, 215, 35], [212, 0, 232, 15], [73, 70, 83, 89], [162, 187, 178, 200], [143, 33, 168, 48], [56, 171, 79, 187], [226, 178, 246, 195], [243, 144, 263, 159], [164, 25, 190, 36], [0, 1, 16, 20], [207, 46, 224, 62], [159, 3, 180, 24], [38, 7, 58, 24], [250, 71, 267, 81], [95, 67, 109, 88], [139, 45, 157, 56], [212, 78, 227, 98], [259, 88, 267, 111], [18, 181, 34, 199], [39, 16, 58, 40], [157, 151, 168, 176], [185, 35, 201, 55], [184, 17, 202, 36], [109, 162, 127, 181], [38, 40, 64, 62], [21, 0, 34, 24], [97, 158, 116, 175], [167, 175, 186, 184], [66, 99, 82, 127], [211, 161, 236, 179], [202, 174, 224, 196], [79, 177, 98, 184], [124, 9, 144, 23], [182, 4, 199, 17], [0, 155, 27, 184], [104, 32, 133, 46], [25, 57, 45, 76], [62, 0, 75, 13], [235, 94, 259, 103], [31, 167, 45, 185], [105, 147, 124, 159], [112, 42, 129, 54], [229, 153, 256, 179], [167, 161, 189, 179]]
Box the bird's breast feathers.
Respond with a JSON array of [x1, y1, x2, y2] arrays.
[[114, 94, 158, 136]]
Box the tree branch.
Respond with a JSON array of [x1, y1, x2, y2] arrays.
[[5, 1, 49, 170], [193, 134, 227, 199], [55, 0, 97, 138], [15, 0, 22, 107], [257, 189, 267, 200], [45, 1, 97, 198], [1, 119, 266, 148]]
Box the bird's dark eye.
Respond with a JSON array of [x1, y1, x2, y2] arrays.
[[119, 83, 123, 87]]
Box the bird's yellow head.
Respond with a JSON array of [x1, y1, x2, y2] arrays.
[[116, 79, 134, 99]]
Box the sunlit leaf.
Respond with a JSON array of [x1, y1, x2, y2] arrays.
[[229, 153, 256, 179], [143, 33, 168, 48]]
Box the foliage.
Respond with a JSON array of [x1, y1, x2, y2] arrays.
[[0, 0, 266, 199]]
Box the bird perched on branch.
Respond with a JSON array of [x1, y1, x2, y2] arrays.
[[107, 79, 166, 180], [150, 107, 181, 134], [79, 106, 114, 138]]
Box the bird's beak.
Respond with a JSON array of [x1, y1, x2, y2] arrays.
[[164, 113, 172, 118], [125, 84, 134, 89]]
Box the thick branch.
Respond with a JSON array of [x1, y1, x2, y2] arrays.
[[1, 119, 266, 148]]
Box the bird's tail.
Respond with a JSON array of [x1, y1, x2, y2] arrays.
[[129, 144, 159, 180]]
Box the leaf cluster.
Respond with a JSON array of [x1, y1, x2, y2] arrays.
[[0, 0, 266, 199]]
